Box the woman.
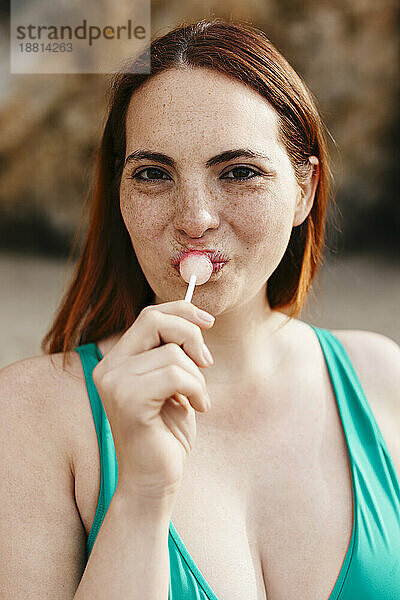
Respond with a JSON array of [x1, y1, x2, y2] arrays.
[[1, 18, 399, 600]]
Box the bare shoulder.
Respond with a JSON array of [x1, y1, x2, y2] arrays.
[[0, 349, 88, 474], [330, 329, 400, 480], [331, 329, 400, 406]]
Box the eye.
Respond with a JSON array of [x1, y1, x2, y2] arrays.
[[131, 167, 170, 182], [221, 166, 262, 181]]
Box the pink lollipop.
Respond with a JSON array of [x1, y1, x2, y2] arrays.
[[179, 252, 213, 302]]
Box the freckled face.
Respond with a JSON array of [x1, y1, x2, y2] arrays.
[[119, 67, 301, 309]]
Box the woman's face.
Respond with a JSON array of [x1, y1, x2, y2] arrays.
[[119, 67, 317, 312]]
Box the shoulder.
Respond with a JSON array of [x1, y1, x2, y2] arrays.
[[0, 348, 86, 401], [0, 350, 88, 474], [330, 329, 400, 482], [330, 328, 400, 411]]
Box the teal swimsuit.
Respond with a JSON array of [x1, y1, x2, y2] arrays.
[[74, 325, 400, 599]]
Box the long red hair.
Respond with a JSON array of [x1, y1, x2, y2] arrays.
[[41, 17, 336, 367]]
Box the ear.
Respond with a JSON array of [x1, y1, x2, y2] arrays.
[[293, 156, 320, 227]]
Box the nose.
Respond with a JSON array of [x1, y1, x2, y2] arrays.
[[173, 187, 219, 238]]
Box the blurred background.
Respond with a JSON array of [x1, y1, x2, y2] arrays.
[[0, 0, 399, 369]]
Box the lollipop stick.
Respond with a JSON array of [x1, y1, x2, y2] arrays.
[[184, 273, 197, 303], [177, 273, 197, 408]]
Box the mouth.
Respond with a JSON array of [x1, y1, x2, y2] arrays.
[[171, 248, 230, 275]]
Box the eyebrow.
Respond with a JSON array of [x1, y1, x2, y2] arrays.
[[123, 148, 271, 169]]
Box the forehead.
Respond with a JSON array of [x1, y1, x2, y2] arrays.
[[124, 67, 283, 156]]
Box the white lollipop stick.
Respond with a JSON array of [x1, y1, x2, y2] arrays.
[[174, 252, 214, 409], [184, 273, 197, 303]]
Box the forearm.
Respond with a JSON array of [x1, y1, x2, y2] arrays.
[[73, 490, 174, 600]]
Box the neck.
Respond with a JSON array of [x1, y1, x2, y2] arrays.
[[156, 283, 292, 386]]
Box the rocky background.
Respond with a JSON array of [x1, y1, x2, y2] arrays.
[[0, 0, 399, 365]]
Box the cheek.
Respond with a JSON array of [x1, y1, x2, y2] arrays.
[[120, 193, 166, 244], [231, 191, 294, 255]]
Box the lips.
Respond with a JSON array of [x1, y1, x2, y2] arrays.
[[171, 248, 230, 266], [209, 261, 227, 274], [171, 248, 230, 275]]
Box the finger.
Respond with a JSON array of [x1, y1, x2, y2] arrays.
[[122, 343, 208, 387], [111, 300, 214, 351], [138, 365, 209, 415], [146, 300, 215, 327], [110, 309, 214, 368]]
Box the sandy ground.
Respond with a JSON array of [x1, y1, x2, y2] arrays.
[[0, 251, 399, 370]]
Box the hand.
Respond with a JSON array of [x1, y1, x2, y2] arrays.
[[92, 300, 215, 502]]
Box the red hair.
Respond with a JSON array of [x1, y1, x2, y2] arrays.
[[41, 17, 336, 367]]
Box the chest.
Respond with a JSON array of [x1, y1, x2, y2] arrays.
[[73, 366, 396, 600], [165, 379, 355, 600]]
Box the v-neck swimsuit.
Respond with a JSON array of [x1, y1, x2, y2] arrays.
[[74, 325, 400, 599]]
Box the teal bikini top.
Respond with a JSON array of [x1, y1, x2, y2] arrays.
[[74, 325, 400, 599]]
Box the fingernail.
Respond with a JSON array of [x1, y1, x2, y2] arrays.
[[202, 343, 214, 365], [196, 309, 215, 323]]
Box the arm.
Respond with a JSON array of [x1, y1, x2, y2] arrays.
[[0, 357, 173, 600], [74, 489, 174, 600], [0, 358, 86, 597]]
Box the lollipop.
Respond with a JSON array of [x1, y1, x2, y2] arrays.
[[172, 252, 214, 409], [179, 251, 213, 303]]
